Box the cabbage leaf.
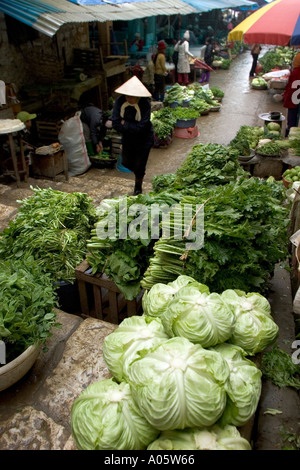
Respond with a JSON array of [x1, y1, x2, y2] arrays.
[[71, 379, 159, 450], [128, 337, 230, 431], [161, 285, 235, 347], [147, 424, 251, 450], [221, 289, 279, 354], [211, 343, 262, 426], [103, 315, 169, 382]]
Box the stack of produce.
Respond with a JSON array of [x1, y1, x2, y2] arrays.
[[0, 187, 97, 283], [86, 192, 181, 300], [70, 273, 278, 450], [229, 125, 264, 156], [152, 143, 246, 192], [143, 177, 288, 294], [259, 46, 295, 73], [151, 107, 177, 146], [163, 83, 194, 106], [210, 86, 225, 101], [189, 83, 220, 109], [251, 77, 268, 88]]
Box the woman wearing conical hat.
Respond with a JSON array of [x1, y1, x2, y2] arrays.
[[112, 76, 154, 195]]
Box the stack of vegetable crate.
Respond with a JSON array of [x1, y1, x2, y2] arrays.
[[75, 259, 143, 324]]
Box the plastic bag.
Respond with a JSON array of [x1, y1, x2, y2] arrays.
[[58, 112, 91, 176]]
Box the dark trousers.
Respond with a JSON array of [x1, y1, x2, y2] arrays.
[[154, 74, 165, 102], [250, 53, 258, 76], [286, 107, 299, 136]]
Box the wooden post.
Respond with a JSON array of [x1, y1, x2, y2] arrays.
[[8, 133, 20, 186]]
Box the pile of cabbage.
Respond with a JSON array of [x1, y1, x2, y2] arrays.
[[70, 274, 279, 451]]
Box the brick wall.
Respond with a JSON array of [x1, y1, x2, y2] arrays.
[[0, 13, 90, 90]]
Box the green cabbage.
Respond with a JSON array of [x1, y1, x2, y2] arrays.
[[128, 337, 230, 431], [211, 343, 262, 426], [221, 289, 279, 355], [161, 285, 235, 347], [142, 274, 208, 317], [102, 315, 169, 382], [147, 424, 251, 450], [71, 379, 159, 450]]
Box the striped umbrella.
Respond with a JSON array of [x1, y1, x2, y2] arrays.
[[228, 0, 300, 46]]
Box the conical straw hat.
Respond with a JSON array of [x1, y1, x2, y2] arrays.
[[114, 76, 152, 97]]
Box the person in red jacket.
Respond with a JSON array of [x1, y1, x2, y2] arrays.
[[283, 52, 300, 136]]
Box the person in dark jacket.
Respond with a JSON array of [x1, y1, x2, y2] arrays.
[[200, 38, 214, 83], [80, 104, 104, 155], [112, 76, 154, 195], [283, 52, 300, 136], [249, 44, 261, 78]]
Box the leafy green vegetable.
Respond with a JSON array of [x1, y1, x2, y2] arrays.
[[154, 143, 245, 191], [171, 107, 199, 120], [222, 289, 279, 355], [0, 187, 97, 282], [143, 178, 289, 294], [229, 125, 264, 154], [252, 77, 267, 87], [164, 83, 194, 105], [147, 424, 251, 450], [71, 378, 159, 450], [160, 285, 235, 347], [103, 315, 169, 382], [128, 336, 230, 430], [142, 274, 204, 317], [0, 256, 58, 362], [210, 86, 225, 98], [211, 343, 262, 426], [86, 192, 181, 300], [261, 346, 300, 389], [257, 141, 282, 156]]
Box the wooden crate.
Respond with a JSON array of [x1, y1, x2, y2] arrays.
[[36, 117, 64, 142], [31, 150, 68, 181], [75, 259, 143, 324]]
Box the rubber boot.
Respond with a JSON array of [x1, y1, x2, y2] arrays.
[[133, 178, 143, 195], [198, 73, 206, 83], [206, 71, 210, 82]]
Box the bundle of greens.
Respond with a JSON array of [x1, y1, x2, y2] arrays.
[[259, 47, 295, 73], [142, 177, 289, 294], [152, 173, 176, 193], [256, 141, 282, 156], [0, 187, 97, 282], [151, 108, 177, 140], [152, 143, 245, 193], [86, 192, 181, 300], [210, 86, 225, 99], [229, 125, 264, 155], [0, 256, 59, 362], [251, 77, 267, 88], [188, 97, 211, 115], [189, 84, 217, 105], [261, 346, 300, 389], [171, 107, 199, 121], [164, 84, 194, 106]]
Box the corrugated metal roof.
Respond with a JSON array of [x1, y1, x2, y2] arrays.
[[0, 0, 195, 36], [0, 0, 257, 37]]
